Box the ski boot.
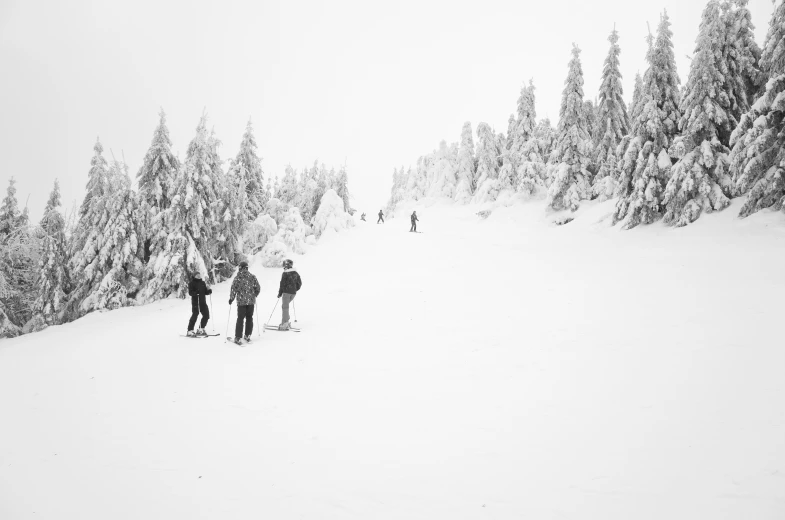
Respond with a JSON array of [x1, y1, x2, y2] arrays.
[[243, 335, 252, 343], [233, 337, 243, 345], [278, 321, 290, 331], [196, 328, 207, 337], [186, 330, 197, 338]]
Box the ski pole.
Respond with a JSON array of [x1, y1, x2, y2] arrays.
[[263, 299, 279, 334], [226, 301, 231, 338], [293, 301, 297, 323], [209, 295, 215, 332]]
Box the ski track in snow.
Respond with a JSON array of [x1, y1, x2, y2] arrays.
[[1, 199, 784, 519]]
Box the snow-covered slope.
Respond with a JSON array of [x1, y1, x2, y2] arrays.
[[1, 199, 784, 519]]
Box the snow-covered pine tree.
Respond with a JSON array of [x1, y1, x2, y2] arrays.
[[334, 165, 351, 212], [214, 170, 247, 278], [228, 118, 267, 221], [629, 72, 645, 135], [34, 180, 68, 324], [455, 122, 476, 203], [512, 81, 545, 195], [68, 158, 145, 316], [722, 0, 763, 121], [613, 12, 682, 228], [0, 178, 22, 237], [592, 28, 630, 201], [547, 44, 593, 211], [276, 164, 300, 206], [663, 0, 733, 226], [80, 138, 110, 218], [472, 122, 501, 203], [729, 0, 785, 216], [139, 114, 224, 301], [137, 110, 178, 214], [506, 115, 516, 150]]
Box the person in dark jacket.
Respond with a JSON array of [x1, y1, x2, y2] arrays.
[[278, 258, 302, 330], [360, 213, 366, 221], [229, 261, 261, 344], [410, 210, 418, 232], [377, 210, 384, 224], [187, 272, 213, 337]]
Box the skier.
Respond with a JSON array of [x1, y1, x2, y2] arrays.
[[228, 261, 261, 345], [278, 258, 302, 330], [410, 210, 419, 232], [360, 213, 366, 221], [187, 272, 212, 337], [377, 209, 384, 223]]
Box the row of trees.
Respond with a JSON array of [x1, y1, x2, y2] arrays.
[[388, 0, 783, 229], [0, 112, 352, 337]]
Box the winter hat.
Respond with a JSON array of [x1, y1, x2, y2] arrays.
[[283, 259, 293, 269], [193, 272, 202, 279], [239, 261, 249, 270]]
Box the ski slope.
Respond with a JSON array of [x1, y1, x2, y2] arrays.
[[1, 199, 784, 519]]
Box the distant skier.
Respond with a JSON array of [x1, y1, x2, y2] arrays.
[[277, 258, 302, 330], [360, 213, 366, 221], [228, 261, 261, 345], [377, 210, 384, 223], [187, 272, 212, 337], [410, 210, 419, 232]]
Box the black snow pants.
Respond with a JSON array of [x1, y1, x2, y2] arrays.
[[188, 295, 210, 330], [377, 215, 384, 223], [235, 304, 255, 338], [410, 221, 417, 232]]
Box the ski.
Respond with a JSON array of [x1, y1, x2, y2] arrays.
[[264, 325, 302, 332], [181, 333, 221, 338]]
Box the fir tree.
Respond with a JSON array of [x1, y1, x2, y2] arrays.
[[663, 0, 733, 226], [547, 44, 593, 211], [228, 118, 267, 221], [137, 110, 179, 213], [80, 138, 109, 217], [334, 165, 351, 212], [34, 181, 68, 324], [455, 122, 476, 203], [629, 71, 645, 135], [722, 0, 763, 121], [593, 28, 630, 201], [0, 178, 22, 237], [614, 11, 682, 228], [472, 122, 501, 202], [729, 0, 785, 216], [514, 81, 545, 195]]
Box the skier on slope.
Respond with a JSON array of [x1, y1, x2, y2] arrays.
[[229, 261, 261, 345], [410, 210, 419, 232], [278, 258, 302, 330], [360, 213, 366, 221], [377, 210, 384, 224], [187, 272, 213, 337]]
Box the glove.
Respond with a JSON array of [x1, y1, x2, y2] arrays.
[[229, 299, 234, 305], [207, 289, 212, 295], [277, 294, 281, 299]]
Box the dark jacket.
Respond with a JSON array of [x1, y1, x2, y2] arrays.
[[230, 268, 261, 306], [278, 268, 302, 297], [189, 278, 212, 302], [411, 213, 418, 223]]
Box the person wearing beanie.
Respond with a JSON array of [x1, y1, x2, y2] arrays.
[[377, 209, 384, 224], [277, 258, 302, 330], [410, 210, 419, 232], [229, 261, 261, 345], [187, 271, 212, 337]]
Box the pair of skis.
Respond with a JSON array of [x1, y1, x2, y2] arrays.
[[263, 323, 301, 332], [181, 333, 221, 339]]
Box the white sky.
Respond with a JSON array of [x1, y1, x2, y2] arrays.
[[0, 0, 774, 218]]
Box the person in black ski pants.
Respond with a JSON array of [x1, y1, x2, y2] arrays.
[[187, 272, 212, 337], [229, 261, 261, 344], [377, 210, 384, 223], [278, 258, 302, 330], [410, 210, 418, 232]]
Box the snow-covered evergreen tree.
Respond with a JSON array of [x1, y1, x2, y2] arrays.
[[722, 0, 763, 124], [547, 44, 593, 211], [0, 178, 23, 237], [614, 12, 682, 228], [276, 165, 300, 206], [228, 118, 267, 221], [68, 158, 145, 316], [140, 114, 224, 301], [34, 180, 68, 324], [629, 72, 645, 135], [334, 165, 351, 212], [663, 0, 733, 226], [729, 0, 785, 216], [80, 138, 110, 218], [592, 28, 630, 201], [455, 122, 476, 203], [137, 110, 178, 214], [472, 123, 501, 203]]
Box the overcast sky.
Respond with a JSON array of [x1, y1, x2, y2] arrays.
[[0, 0, 774, 218]]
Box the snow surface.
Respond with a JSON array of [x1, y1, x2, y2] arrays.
[[1, 198, 784, 519]]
